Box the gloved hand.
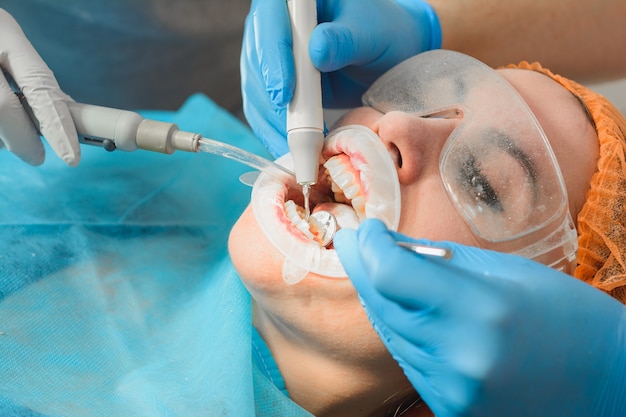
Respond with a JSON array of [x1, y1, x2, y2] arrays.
[[241, 0, 441, 157], [334, 219, 626, 417], [0, 8, 79, 166]]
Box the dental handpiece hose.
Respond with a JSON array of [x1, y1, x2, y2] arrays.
[[17, 92, 200, 154], [287, 0, 325, 218]]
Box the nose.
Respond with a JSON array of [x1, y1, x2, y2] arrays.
[[372, 110, 460, 184]]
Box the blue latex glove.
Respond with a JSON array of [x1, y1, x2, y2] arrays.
[[334, 219, 626, 417], [240, 0, 441, 157]]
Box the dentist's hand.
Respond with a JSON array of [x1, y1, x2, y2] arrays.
[[241, 0, 441, 157], [335, 219, 626, 417], [0, 9, 79, 166]]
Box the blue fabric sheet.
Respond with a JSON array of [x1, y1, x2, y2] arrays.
[[0, 94, 312, 417]]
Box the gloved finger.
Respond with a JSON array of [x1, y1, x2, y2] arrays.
[[383, 228, 523, 310], [364, 311, 440, 384], [335, 229, 434, 336], [333, 227, 421, 336], [7, 74, 79, 167], [24, 90, 79, 167], [1, 9, 79, 166], [309, 22, 362, 73], [335, 223, 463, 350], [240, 32, 289, 157], [333, 225, 419, 313], [311, 0, 391, 72], [332, 236, 442, 375], [241, 81, 290, 158], [250, 0, 295, 108], [341, 219, 477, 309], [310, 22, 379, 109], [353, 288, 482, 416], [241, 0, 292, 156], [0, 74, 44, 165], [384, 333, 482, 417]]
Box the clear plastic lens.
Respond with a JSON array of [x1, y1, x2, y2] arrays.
[[363, 50, 576, 271], [439, 115, 567, 242]]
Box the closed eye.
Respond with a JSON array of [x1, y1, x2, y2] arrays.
[[459, 154, 504, 212]]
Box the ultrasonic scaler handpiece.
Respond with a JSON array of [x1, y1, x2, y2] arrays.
[[287, 0, 325, 217]]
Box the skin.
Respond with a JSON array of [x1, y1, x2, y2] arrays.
[[228, 68, 599, 417], [429, 0, 626, 83]]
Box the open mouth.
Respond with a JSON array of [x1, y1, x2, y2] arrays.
[[251, 125, 400, 283], [282, 152, 366, 248]]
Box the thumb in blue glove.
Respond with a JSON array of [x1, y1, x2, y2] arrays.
[[312, 0, 441, 108], [240, 0, 292, 158], [334, 218, 626, 417], [240, 0, 441, 158]]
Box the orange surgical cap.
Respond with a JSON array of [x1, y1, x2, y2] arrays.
[[507, 61, 626, 304]]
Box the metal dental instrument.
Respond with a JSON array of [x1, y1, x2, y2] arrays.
[[16, 92, 200, 155], [309, 210, 337, 247], [397, 241, 453, 260], [311, 209, 453, 259], [287, 0, 325, 219]]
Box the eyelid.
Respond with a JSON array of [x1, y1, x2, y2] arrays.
[[420, 107, 464, 120], [461, 153, 504, 212], [367, 105, 464, 120]]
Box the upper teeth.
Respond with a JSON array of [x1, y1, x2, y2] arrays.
[[282, 153, 367, 245], [324, 154, 366, 219]]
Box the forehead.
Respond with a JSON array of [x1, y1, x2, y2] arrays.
[[362, 50, 514, 115], [496, 68, 599, 217]]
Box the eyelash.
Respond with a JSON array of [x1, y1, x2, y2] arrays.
[[459, 154, 504, 212]]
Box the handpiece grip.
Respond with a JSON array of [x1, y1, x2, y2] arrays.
[[69, 103, 200, 154], [66, 102, 143, 152], [287, 0, 324, 185], [17, 93, 199, 154]]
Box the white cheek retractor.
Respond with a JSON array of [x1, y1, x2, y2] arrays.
[[251, 126, 401, 285]]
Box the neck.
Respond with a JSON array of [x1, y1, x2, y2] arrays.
[[253, 306, 428, 417]]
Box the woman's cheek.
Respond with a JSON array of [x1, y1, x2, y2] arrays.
[[396, 185, 479, 246], [228, 205, 285, 290]]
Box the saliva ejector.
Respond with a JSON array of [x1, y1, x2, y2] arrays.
[[17, 91, 298, 187], [16, 92, 200, 155]]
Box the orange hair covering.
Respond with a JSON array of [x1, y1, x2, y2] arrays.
[[508, 61, 626, 303]]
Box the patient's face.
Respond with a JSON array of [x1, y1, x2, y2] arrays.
[[228, 69, 598, 363]]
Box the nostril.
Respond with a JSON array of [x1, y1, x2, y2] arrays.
[[389, 143, 402, 168]]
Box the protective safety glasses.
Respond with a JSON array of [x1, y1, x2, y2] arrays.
[[362, 50, 577, 272]]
